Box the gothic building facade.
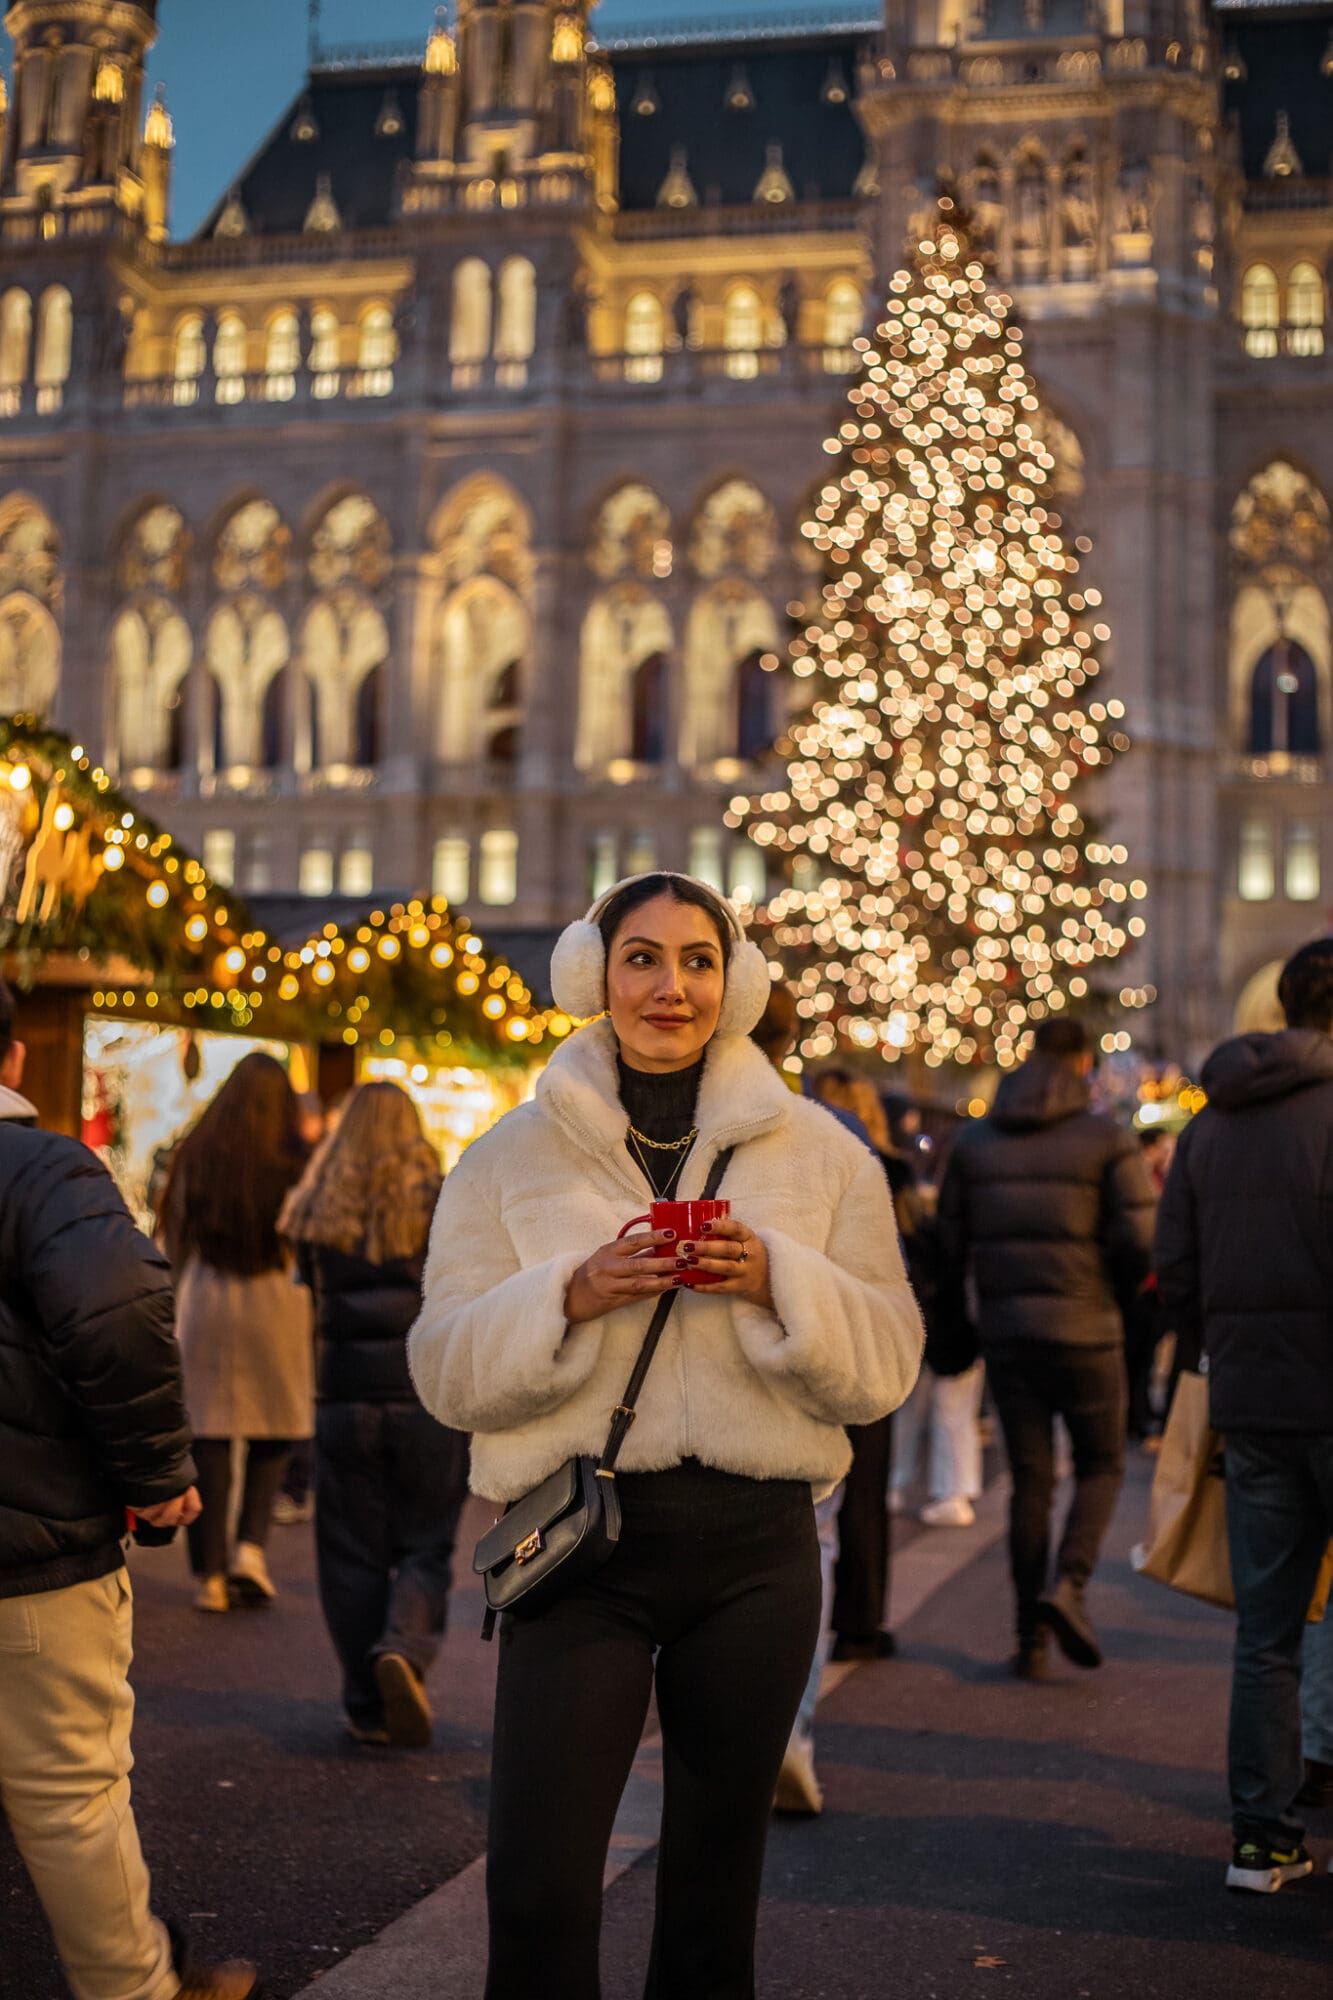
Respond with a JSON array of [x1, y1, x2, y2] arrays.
[[0, 0, 1329, 1062]]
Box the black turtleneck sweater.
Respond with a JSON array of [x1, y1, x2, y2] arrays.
[[617, 1055, 704, 1197]]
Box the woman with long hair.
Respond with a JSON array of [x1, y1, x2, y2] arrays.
[[409, 872, 922, 1998], [160, 1052, 311, 1612], [281, 1082, 469, 1747]]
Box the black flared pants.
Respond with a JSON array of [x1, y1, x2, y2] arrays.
[[485, 1460, 821, 2000]]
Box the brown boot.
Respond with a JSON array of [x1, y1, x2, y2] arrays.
[[175, 1966, 260, 1998]]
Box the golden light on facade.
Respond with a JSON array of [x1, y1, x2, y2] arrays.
[[734, 206, 1141, 1070]]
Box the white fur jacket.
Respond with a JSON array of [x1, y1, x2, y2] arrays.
[[408, 1020, 924, 1502]]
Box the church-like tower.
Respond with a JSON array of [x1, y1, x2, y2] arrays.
[[0, 0, 162, 235]]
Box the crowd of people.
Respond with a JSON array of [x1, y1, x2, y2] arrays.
[[1, 871, 1332, 2000]]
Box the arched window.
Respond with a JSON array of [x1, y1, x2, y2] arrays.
[[723, 284, 763, 380], [435, 576, 528, 761], [630, 651, 668, 762], [354, 305, 396, 398], [822, 278, 862, 373], [624, 292, 664, 384], [1288, 261, 1325, 358], [1240, 264, 1280, 359], [310, 308, 341, 396], [494, 257, 536, 388], [681, 580, 778, 764], [736, 649, 775, 760], [0, 291, 32, 412], [173, 315, 206, 406], [264, 309, 300, 402], [261, 666, 287, 768], [355, 663, 382, 767], [1248, 638, 1321, 757], [109, 604, 192, 773], [214, 312, 247, 403], [205, 595, 290, 769], [34, 287, 72, 411], [300, 590, 389, 770], [450, 259, 492, 385], [0, 595, 60, 716]]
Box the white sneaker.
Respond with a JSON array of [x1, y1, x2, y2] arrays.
[[228, 1541, 276, 1604], [919, 1495, 976, 1528], [193, 1574, 229, 1614], [773, 1732, 823, 1816]]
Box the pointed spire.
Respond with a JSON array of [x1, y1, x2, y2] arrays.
[[94, 59, 126, 105], [304, 171, 342, 233], [656, 145, 697, 210], [424, 5, 457, 76], [215, 187, 250, 238], [1263, 111, 1303, 181], [755, 142, 794, 206], [551, 12, 584, 63], [144, 83, 173, 151]]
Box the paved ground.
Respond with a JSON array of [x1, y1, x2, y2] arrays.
[[3, 1455, 1330, 1999]]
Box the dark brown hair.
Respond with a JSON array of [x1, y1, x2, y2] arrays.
[[1279, 939, 1333, 1032], [596, 873, 733, 965], [1033, 1017, 1090, 1061], [161, 1052, 309, 1277]]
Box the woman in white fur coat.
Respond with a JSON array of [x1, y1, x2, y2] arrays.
[[409, 872, 922, 2000]]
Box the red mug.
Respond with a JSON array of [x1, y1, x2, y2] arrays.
[[618, 1200, 731, 1287]]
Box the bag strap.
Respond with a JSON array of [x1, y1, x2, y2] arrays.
[[596, 1146, 735, 1478]]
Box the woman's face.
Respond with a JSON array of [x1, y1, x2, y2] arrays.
[[606, 892, 726, 1074]]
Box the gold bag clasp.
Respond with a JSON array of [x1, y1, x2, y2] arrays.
[[514, 1529, 543, 1565]]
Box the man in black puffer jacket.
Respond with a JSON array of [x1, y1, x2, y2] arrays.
[[0, 978, 256, 1999], [938, 1017, 1155, 1676], [1156, 939, 1333, 1895]]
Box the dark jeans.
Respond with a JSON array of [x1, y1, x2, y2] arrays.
[[1124, 1291, 1161, 1440], [832, 1413, 893, 1640], [986, 1343, 1126, 1640], [187, 1437, 292, 1578], [486, 1460, 820, 2000], [315, 1400, 470, 1728], [1224, 1429, 1333, 1843]]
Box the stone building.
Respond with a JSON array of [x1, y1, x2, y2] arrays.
[[0, 0, 1329, 1062]]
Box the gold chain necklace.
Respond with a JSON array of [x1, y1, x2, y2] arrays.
[[627, 1123, 698, 1152]]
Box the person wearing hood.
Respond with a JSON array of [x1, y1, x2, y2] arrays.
[[1155, 938, 1333, 1895], [936, 1016, 1155, 1677], [409, 873, 923, 1999]]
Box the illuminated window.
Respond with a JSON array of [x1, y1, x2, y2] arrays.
[[203, 828, 236, 886], [625, 830, 657, 876], [822, 278, 862, 372], [687, 825, 724, 888], [589, 831, 617, 899], [340, 840, 373, 895], [1238, 816, 1275, 901], [264, 309, 299, 401], [1288, 261, 1325, 358], [214, 313, 247, 403], [299, 844, 335, 896], [723, 284, 763, 380], [242, 832, 272, 893], [34, 287, 72, 412], [0, 289, 32, 413], [433, 835, 470, 904], [354, 305, 396, 398], [1240, 264, 1279, 359], [624, 292, 664, 383], [173, 314, 205, 406], [1249, 639, 1320, 757], [450, 259, 492, 385], [1286, 822, 1321, 902], [494, 258, 536, 388], [310, 308, 340, 396], [478, 828, 518, 905], [729, 838, 766, 905]]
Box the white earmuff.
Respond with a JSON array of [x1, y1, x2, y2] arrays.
[[548, 874, 772, 1038]]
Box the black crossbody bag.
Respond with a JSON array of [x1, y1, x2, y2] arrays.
[[473, 1147, 735, 1640]]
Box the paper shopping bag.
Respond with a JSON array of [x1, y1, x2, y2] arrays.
[[1134, 1370, 1233, 1609]]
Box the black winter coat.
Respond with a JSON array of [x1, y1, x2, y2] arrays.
[[936, 1056, 1156, 1350], [0, 1122, 195, 1599], [1155, 1028, 1333, 1435], [297, 1241, 424, 1404]]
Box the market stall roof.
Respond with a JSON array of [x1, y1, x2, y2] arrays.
[[0, 720, 566, 1060]]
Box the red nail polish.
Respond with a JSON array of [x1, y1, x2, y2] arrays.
[[682, 1242, 695, 1254], [701, 1222, 714, 1234], [675, 1259, 688, 1269], [664, 1229, 677, 1242]]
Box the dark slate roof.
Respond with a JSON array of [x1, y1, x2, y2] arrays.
[[194, 27, 866, 238], [196, 64, 419, 238], [1220, 6, 1333, 182], [612, 33, 868, 209]]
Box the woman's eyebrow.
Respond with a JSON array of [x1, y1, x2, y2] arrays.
[[620, 935, 718, 952]]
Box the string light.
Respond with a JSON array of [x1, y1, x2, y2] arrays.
[[732, 202, 1141, 1069]]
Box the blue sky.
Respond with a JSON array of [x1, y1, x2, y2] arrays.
[[124, 1, 871, 239]]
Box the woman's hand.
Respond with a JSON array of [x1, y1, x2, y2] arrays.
[[565, 1230, 681, 1326], [683, 1217, 774, 1310]]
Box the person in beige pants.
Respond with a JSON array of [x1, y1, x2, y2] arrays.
[[0, 979, 256, 2000]]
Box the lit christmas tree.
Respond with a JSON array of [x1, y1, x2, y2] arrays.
[[730, 198, 1144, 1072]]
